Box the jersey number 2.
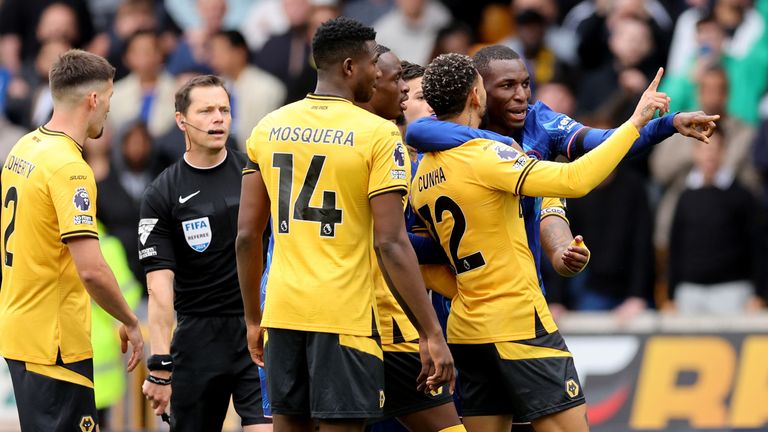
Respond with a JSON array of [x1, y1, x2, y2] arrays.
[[418, 196, 485, 274], [273, 153, 342, 237], [3, 186, 18, 267]]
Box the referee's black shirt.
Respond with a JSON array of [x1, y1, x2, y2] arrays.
[[138, 150, 248, 315]]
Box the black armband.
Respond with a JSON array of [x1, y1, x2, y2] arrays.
[[147, 354, 174, 372], [146, 374, 172, 386]]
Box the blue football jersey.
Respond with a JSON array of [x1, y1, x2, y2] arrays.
[[405, 102, 676, 291]]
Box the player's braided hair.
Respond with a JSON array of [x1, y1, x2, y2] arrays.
[[472, 45, 520, 77], [401, 61, 425, 81], [312, 17, 376, 70], [422, 53, 478, 117], [376, 44, 391, 55]]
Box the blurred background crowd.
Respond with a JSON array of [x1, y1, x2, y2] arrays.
[[1, 0, 768, 318]]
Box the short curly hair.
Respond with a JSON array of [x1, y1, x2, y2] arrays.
[[401, 60, 425, 82], [312, 17, 376, 70], [472, 45, 520, 77], [422, 53, 478, 117]]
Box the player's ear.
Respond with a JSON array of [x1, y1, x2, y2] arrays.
[[342, 57, 354, 77], [469, 86, 481, 110], [175, 112, 186, 131], [88, 91, 98, 110]]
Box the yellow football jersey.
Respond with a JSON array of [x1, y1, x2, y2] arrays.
[[0, 127, 99, 364], [370, 173, 419, 345], [246, 94, 409, 337], [411, 122, 638, 344]]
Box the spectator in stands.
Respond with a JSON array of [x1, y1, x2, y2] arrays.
[[0, 113, 26, 162], [373, 0, 451, 65], [568, 0, 672, 72], [503, 7, 573, 97], [239, 0, 294, 51], [5, 38, 71, 129], [166, 0, 226, 75], [97, 121, 162, 286], [665, 0, 711, 75], [166, 0, 251, 33], [255, 1, 339, 103], [97, 0, 160, 81], [428, 21, 473, 61], [535, 81, 576, 117], [753, 116, 768, 206], [669, 129, 763, 314], [506, 0, 578, 65], [577, 16, 657, 126], [210, 30, 286, 148], [109, 30, 177, 139], [551, 167, 655, 318], [344, 0, 395, 26], [662, 10, 768, 126], [652, 65, 759, 253], [0, 0, 95, 75]]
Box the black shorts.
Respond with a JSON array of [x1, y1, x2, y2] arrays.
[[6, 356, 98, 431], [264, 328, 384, 419], [379, 342, 453, 419], [450, 331, 585, 422], [170, 314, 268, 431]]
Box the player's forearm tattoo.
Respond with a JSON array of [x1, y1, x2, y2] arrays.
[[540, 218, 572, 261]]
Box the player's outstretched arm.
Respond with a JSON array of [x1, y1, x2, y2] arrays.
[[518, 68, 670, 198], [67, 237, 144, 371], [236, 171, 271, 367], [371, 192, 455, 393]]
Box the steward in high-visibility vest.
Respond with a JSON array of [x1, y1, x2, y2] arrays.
[[93, 226, 142, 411]]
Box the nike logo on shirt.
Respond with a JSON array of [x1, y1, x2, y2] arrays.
[[179, 191, 201, 203]]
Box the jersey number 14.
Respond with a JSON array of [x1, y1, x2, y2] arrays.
[[272, 153, 342, 237]]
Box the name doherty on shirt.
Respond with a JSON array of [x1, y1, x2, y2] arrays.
[[4, 155, 36, 179], [269, 127, 355, 147]]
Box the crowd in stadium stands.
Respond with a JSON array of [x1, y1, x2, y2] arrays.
[[1, 0, 768, 318]]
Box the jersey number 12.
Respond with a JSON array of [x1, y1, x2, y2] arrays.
[[418, 196, 485, 274]]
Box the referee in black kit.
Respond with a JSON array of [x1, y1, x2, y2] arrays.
[[139, 75, 272, 431]]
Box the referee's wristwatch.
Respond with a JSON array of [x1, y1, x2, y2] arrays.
[[147, 354, 174, 372]]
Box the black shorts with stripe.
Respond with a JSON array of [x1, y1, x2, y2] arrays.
[[379, 342, 453, 419], [450, 330, 585, 422], [264, 328, 385, 419], [5, 355, 98, 432]]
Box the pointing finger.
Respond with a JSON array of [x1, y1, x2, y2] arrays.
[[647, 67, 664, 92]]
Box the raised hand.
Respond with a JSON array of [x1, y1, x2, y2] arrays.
[[630, 67, 670, 129], [672, 110, 720, 144]]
